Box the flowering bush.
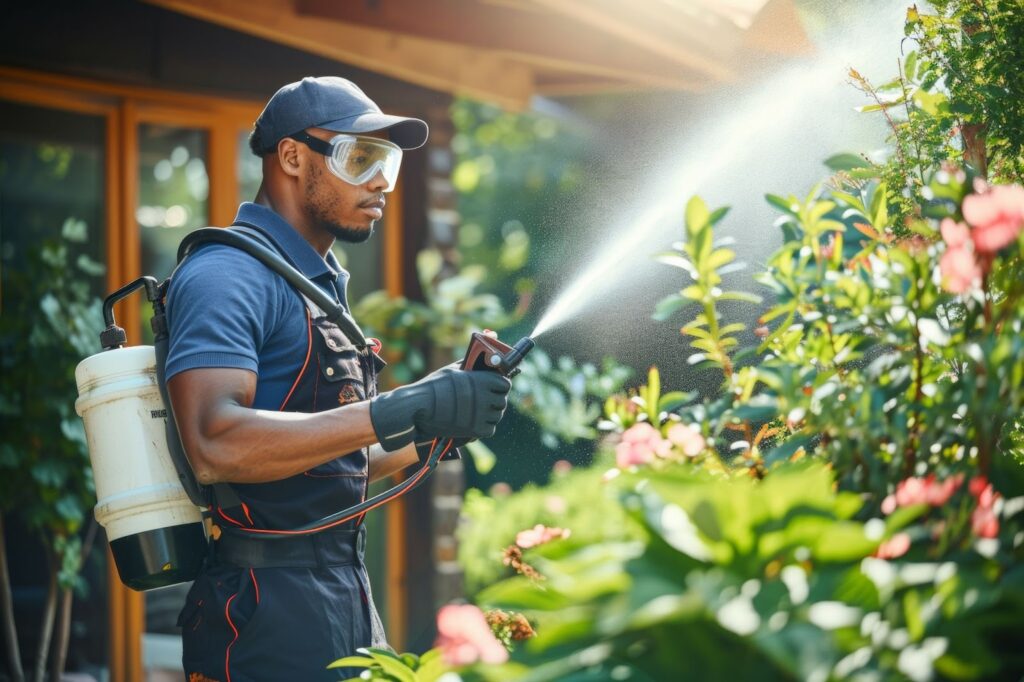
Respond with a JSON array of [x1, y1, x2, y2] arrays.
[[347, 3, 1024, 680], [449, 180, 1024, 680], [446, 2, 1024, 678]]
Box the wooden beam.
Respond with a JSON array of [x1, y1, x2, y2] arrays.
[[209, 118, 241, 227], [527, 0, 737, 82], [0, 66, 262, 120], [145, 0, 535, 109], [295, 0, 708, 92]]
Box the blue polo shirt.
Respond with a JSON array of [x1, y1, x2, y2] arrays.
[[165, 203, 352, 410]]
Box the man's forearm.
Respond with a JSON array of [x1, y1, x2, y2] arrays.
[[184, 398, 378, 484], [368, 442, 420, 483]]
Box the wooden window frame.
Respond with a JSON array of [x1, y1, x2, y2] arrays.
[[0, 65, 409, 678]]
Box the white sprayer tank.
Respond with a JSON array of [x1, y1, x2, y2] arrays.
[[76, 345, 207, 590]]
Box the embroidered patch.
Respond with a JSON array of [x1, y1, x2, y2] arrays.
[[188, 673, 220, 682], [337, 384, 361, 405]]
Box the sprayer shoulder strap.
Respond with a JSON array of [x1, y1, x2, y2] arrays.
[[170, 225, 370, 513], [176, 225, 368, 347]]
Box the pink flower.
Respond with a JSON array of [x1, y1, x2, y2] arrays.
[[971, 505, 999, 539], [968, 475, 989, 498], [893, 476, 929, 507], [874, 533, 911, 559], [615, 422, 663, 468], [940, 218, 971, 249], [925, 473, 962, 506], [940, 246, 981, 293], [962, 184, 1024, 254], [515, 524, 571, 549], [666, 423, 706, 457], [552, 459, 573, 475], [435, 604, 509, 666], [884, 474, 962, 513]]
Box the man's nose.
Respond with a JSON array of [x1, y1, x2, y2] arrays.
[[366, 169, 390, 192]]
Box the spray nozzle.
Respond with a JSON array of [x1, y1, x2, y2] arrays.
[[498, 337, 535, 376], [462, 333, 536, 378]]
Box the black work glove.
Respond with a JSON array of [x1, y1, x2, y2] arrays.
[[369, 368, 511, 452], [413, 363, 471, 463]]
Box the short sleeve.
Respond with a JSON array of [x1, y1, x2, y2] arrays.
[[165, 244, 282, 380]]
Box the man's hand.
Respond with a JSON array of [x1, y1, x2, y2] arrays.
[[369, 369, 511, 451]]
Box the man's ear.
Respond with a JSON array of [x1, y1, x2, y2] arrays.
[[276, 137, 303, 178]]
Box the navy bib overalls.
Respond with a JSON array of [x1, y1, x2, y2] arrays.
[[179, 233, 388, 682]]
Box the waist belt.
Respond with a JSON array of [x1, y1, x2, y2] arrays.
[[214, 526, 366, 569]]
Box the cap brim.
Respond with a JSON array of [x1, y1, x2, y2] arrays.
[[320, 112, 429, 150]]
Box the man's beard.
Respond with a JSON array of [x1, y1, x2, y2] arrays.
[[319, 217, 374, 243], [306, 163, 375, 243]]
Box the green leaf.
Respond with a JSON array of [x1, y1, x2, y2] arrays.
[[653, 294, 688, 321], [464, 440, 497, 475], [659, 391, 694, 413], [869, 183, 889, 228], [681, 285, 705, 302], [813, 521, 875, 561], [708, 206, 731, 226], [326, 655, 377, 670], [765, 193, 797, 215], [904, 51, 918, 80], [706, 248, 736, 272], [685, 196, 710, 234], [646, 367, 661, 417], [716, 291, 762, 304], [364, 649, 417, 682], [824, 153, 870, 172]]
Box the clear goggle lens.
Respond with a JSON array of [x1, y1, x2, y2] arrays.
[[325, 134, 403, 192]]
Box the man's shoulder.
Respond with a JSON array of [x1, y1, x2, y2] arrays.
[[172, 241, 287, 292]]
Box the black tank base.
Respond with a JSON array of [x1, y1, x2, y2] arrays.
[[110, 522, 208, 591]]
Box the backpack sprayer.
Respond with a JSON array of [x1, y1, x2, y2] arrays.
[[75, 228, 534, 591]]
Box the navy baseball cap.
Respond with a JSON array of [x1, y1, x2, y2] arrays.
[[249, 76, 429, 155]]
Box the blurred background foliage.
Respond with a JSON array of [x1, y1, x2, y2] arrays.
[[353, 98, 633, 488]]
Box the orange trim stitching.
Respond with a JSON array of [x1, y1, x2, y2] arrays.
[[217, 507, 245, 528], [241, 503, 254, 527], [224, 593, 239, 682], [249, 568, 260, 605]]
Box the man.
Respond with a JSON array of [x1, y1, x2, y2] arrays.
[[165, 76, 511, 681]]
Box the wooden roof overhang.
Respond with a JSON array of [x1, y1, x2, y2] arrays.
[[146, 0, 812, 109]]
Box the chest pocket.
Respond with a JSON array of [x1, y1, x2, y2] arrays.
[[314, 317, 368, 407], [303, 316, 369, 479]]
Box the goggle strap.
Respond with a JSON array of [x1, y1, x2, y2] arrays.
[[289, 131, 335, 156]]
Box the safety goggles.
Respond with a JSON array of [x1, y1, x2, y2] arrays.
[[290, 131, 403, 192]]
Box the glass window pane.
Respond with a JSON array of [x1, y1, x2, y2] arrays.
[[237, 128, 262, 204], [0, 100, 106, 299], [138, 124, 209, 278], [137, 124, 208, 341], [0, 98, 109, 674]]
